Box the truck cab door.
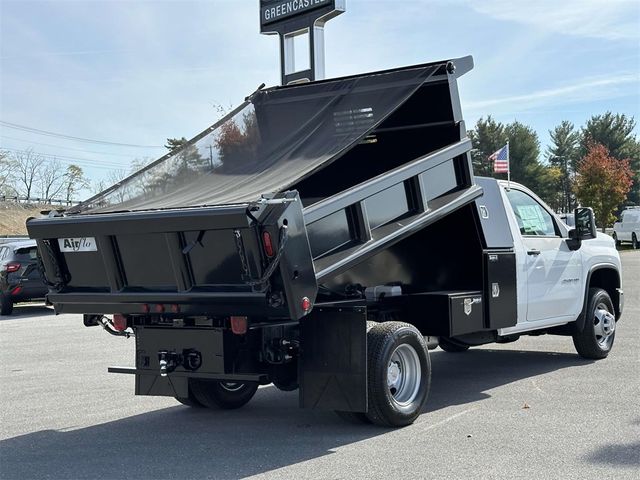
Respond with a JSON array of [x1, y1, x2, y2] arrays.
[[505, 188, 583, 322]]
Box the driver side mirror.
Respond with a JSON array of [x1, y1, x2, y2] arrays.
[[575, 207, 597, 239], [568, 207, 597, 248]]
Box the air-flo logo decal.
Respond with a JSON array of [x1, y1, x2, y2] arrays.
[[261, 0, 331, 25], [58, 237, 97, 252]]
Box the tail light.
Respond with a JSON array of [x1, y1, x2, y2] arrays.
[[301, 297, 312, 312], [10, 286, 22, 296], [230, 316, 248, 335], [262, 231, 275, 258], [6, 263, 20, 273], [112, 314, 128, 331]]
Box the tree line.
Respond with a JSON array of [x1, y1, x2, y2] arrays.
[[1, 111, 637, 227], [0, 149, 89, 204], [469, 112, 638, 228]]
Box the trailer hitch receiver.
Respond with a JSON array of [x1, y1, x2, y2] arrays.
[[158, 351, 180, 377], [158, 349, 203, 376]]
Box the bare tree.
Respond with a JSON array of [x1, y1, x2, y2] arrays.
[[63, 164, 89, 204], [0, 150, 17, 196], [106, 168, 129, 203], [93, 179, 107, 195], [38, 158, 66, 202], [13, 149, 45, 200]]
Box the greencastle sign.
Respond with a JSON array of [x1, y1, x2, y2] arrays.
[[260, 0, 339, 30], [259, 0, 345, 84]]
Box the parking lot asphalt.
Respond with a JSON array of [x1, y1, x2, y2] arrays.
[[0, 252, 638, 480]]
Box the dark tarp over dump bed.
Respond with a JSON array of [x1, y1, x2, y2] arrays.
[[74, 57, 472, 214]]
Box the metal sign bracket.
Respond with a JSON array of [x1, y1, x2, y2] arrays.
[[259, 0, 345, 85]]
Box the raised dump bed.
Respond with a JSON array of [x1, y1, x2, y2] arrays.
[[27, 56, 480, 321]]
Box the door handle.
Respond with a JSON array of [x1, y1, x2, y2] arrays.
[[527, 249, 541, 256]]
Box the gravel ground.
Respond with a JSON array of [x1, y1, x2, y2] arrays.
[[0, 252, 638, 480]]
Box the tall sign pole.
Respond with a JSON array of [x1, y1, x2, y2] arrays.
[[259, 0, 346, 85]]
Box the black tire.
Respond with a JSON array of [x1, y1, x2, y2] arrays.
[[271, 361, 299, 392], [439, 337, 470, 353], [189, 379, 258, 409], [0, 296, 13, 316], [365, 322, 431, 427], [335, 321, 377, 425], [572, 288, 616, 360], [174, 388, 204, 408], [612, 232, 621, 247], [335, 410, 370, 424], [632, 233, 638, 249]]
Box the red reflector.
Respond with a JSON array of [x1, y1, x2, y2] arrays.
[[6, 263, 20, 273], [262, 231, 275, 258], [10, 286, 22, 296], [171, 304, 180, 313], [301, 297, 312, 312], [142, 304, 150, 314], [154, 304, 165, 313], [112, 314, 127, 331], [230, 316, 248, 335]]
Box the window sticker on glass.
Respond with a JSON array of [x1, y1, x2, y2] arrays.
[[516, 205, 546, 235]]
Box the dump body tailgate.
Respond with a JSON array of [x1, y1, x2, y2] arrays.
[[27, 192, 317, 320]]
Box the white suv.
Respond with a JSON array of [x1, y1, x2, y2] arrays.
[[613, 207, 640, 249]]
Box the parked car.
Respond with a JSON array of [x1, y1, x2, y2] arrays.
[[613, 207, 640, 249], [0, 240, 48, 315]]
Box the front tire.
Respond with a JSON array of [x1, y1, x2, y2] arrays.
[[365, 322, 431, 427], [572, 288, 616, 359], [189, 380, 258, 409]]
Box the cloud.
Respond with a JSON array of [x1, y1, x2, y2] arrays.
[[465, 72, 640, 113], [470, 0, 640, 41]]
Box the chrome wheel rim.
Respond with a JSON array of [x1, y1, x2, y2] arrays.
[[219, 382, 244, 392], [387, 344, 421, 410], [593, 302, 615, 349]]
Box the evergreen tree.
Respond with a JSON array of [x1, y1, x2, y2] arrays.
[[504, 121, 541, 186], [547, 121, 580, 211], [468, 116, 507, 177]]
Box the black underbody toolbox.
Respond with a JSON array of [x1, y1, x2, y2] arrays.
[[388, 291, 485, 337]]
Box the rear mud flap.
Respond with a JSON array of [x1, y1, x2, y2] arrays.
[[136, 374, 188, 398], [299, 306, 367, 412]]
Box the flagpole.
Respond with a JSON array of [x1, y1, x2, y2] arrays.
[[506, 140, 511, 190]]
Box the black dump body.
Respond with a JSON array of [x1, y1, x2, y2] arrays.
[[27, 56, 488, 322]]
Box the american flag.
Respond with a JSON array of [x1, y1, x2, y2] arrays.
[[489, 144, 509, 173]]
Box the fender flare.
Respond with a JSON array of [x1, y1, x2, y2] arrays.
[[574, 263, 621, 332]]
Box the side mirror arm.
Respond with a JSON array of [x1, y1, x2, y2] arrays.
[[566, 228, 582, 251]]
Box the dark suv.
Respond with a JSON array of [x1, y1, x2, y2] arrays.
[[0, 240, 48, 315]]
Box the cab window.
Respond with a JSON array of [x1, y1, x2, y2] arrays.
[[506, 189, 557, 237]]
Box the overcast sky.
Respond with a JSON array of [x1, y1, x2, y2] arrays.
[[1, 0, 639, 194]]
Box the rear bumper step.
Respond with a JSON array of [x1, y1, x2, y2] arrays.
[[108, 366, 267, 383]]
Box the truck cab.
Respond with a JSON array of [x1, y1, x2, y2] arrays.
[[495, 180, 622, 338]]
